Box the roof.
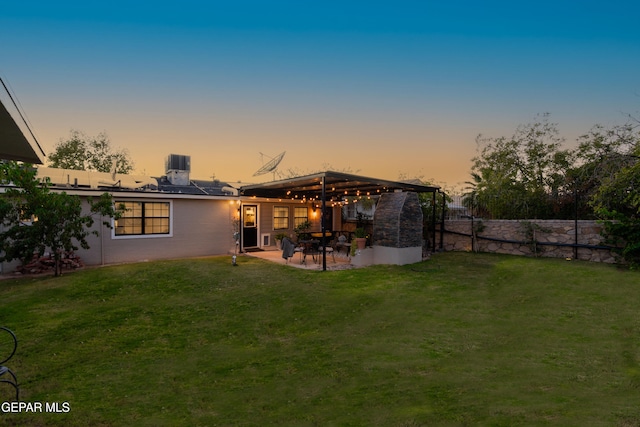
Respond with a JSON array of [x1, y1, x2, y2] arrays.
[[240, 171, 439, 200], [0, 80, 46, 164], [37, 166, 157, 190], [156, 177, 237, 196], [34, 166, 237, 197]]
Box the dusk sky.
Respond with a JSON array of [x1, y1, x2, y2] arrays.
[[2, 1, 639, 188]]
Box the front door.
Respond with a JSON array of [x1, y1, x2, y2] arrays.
[[242, 205, 258, 248]]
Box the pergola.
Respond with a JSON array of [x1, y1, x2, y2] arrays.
[[240, 171, 441, 270], [240, 171, 439, 200]]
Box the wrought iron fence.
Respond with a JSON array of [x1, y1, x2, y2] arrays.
[[446, 190, 596, 221]]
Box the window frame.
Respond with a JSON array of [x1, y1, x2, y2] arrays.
[[273, 205, 289, 230], [112, 199, 173, 239], [294, 206, 309, 228]]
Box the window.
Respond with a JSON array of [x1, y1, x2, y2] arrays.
[[294, 206, 308, 227], [273, 206, 289, 230], [344, 203, 358, 221], [115, 201, 171, 236], [343, 201, 376, 221], [244, 206, 256, 227]]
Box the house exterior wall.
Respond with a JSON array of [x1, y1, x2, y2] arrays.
[[252, 202, 342, 249], [0, 195, 237, 273], [256, 202, 294, 248], [255, 201, 315, 246], [101, 198, 235, 265], [0, 195, 342, 273]]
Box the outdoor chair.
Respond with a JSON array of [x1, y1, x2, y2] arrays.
[[282, 237, 304, 264], [0, 327, 19, 401], [281, 237, 295, 262], [301, 240, 320, 265], [335, 234, 351, 257], [318, 245, 335, 263]]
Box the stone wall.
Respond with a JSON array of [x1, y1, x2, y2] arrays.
[[443, 219, 616, 263]]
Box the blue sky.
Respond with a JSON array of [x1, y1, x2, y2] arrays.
[[2, 1, 639, 187]]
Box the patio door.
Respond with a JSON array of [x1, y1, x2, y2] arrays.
[[242, 205, 258, 248]]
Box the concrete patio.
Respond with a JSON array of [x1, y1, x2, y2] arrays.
[[243, 248, 354, 270]]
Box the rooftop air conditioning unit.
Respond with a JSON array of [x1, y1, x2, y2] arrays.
[[166, 154, 191, 172], [165, 154, 191, 185]]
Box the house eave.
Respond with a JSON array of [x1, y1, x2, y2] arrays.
[[0, 81, 46, 164]]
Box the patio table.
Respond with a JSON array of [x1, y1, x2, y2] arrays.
[[299, 239, 320, 264], [310, 232, 332, 238]]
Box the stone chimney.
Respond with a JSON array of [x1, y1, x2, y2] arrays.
[[371, 192, 423, 264]]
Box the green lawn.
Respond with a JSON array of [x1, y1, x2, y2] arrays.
[[1, 252, 640, 426]]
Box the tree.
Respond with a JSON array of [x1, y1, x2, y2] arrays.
[[48, 130, 134, 174], [570, 123, 639, 205], [0, 161, 120, 276], [579, 122, 640, 266], [467, 112, 640, 266], [470, 114, 573, 219]]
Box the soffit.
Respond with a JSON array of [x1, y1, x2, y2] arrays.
[[0, 87, 45, 164]]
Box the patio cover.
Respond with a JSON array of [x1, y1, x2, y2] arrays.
[[0, 79, 45, 164], [239, 171, 439, 200], [240, 171, 440, 271]]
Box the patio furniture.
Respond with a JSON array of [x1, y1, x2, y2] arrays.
[[282, 237, 305, 264], [281, 237, 296, 262], [335, 234, 351, 257], [318, 245, 335, 263], [0, 327, 19, 401], [310, 231, 332, 239], [299, 239, 320, 264], [310, 232, 335, 263]]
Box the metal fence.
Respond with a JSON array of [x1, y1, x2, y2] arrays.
[[420, 190, 611, 257], [445, 191, 596, 221]]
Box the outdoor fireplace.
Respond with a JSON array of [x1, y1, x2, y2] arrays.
[[369, 191, 423, 265]]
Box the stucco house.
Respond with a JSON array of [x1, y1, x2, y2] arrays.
[[0, 84, 441, 273], [0, 157, 440, 272]]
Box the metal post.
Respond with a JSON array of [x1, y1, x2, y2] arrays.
[[471, 197, 475, 252], [236, 202, 242, 262], [321, 177, 327, 271], [440, 191, 446, 251], [574, 189, 579, 259], [432, 191, 437, 252]]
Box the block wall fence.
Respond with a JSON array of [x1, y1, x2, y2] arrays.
[[442, 220, 617, 263]]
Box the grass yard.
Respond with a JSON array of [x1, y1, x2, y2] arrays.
[[1, 252, 640, 426]]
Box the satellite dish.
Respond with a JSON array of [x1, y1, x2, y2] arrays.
[[253, 151, 286, 179]]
